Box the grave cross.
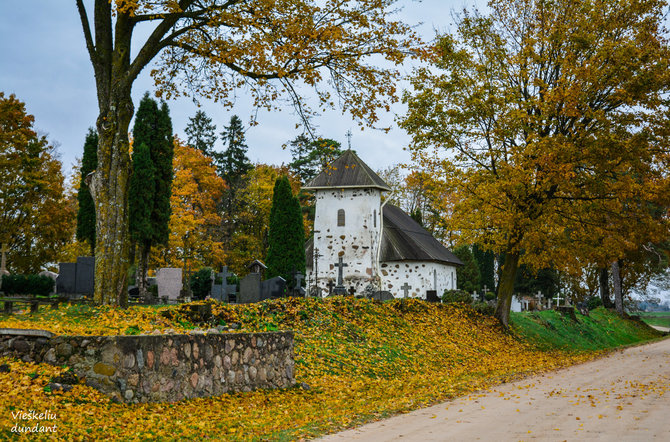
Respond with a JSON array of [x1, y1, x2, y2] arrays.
[[326, 280, 336, 295], [0, 242, 8, 274], [348, 286, 356, 297], [293, 271, 304, 289], [552, 293, 564, 307], [334, 257, 348, 286], [400, 282, 412, 298]]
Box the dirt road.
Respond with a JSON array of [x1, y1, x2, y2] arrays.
[[318, 338, 670, 441]]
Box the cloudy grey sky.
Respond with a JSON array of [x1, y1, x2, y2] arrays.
[[0, 1, 475, 177]]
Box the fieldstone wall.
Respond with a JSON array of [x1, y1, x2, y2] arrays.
[[0, 329, 294, 403]]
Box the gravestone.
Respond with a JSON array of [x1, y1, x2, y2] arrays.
[[426, 290, 439, 303], [400, 282, 412, 298], [368, 291, 394, 301], [56, 263, 77, 294], [333, 257, 348, 295], [156, 268, 182, 302], [239, 273, 262, 303], [261, 276, 286, 300], [75, 257, 95, 295]]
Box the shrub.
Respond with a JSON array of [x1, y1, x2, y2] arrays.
[[190, 267, 213, 300], [472, 301, 495, 316], [1, 274, 54, 296], [587, 296, 603, 310], [485, 292, 497, 301], [441, 289, 473, 304]]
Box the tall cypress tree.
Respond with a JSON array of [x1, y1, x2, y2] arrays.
[[453, 245, 481, 293], [185, 110, 217, 156], [76, 128, 98, 255], [129, 93, 174, 296], [472, 244, 496, 293], [266, 176, 305, 289]]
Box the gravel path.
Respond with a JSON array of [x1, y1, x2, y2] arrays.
[[318, 338, 670, 441]]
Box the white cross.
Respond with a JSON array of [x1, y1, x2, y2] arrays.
[[552, 294, 564, 306]]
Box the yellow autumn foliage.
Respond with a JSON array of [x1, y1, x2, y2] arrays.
[[0, 298, 607, 440]]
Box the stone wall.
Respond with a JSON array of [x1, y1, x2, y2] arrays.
[[0, 329, 294, 403]]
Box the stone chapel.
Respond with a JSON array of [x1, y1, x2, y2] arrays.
[[304, 150, 462, 299]]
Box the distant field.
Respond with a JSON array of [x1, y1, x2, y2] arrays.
[[636, 311, 670, 328]]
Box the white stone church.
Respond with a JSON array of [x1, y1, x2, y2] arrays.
[[304, 150, 462, 299]]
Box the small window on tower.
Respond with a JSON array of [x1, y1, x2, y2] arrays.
[[337, 209, 345, 226]]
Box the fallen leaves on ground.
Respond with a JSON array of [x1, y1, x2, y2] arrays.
[[0, 298, 653, 440]]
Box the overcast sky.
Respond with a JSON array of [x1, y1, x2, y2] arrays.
[[0, 0, 477, 177]]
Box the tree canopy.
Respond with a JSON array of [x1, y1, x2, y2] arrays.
[[76, 0, 420, 305], [184, 110, 217, 157], [401, 0, 670, 325]]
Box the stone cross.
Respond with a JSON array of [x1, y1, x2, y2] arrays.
[[400, 282, 412, 298], [348, 286, 356, 297], [326, 280, 336, 295], [293, 271, 304, 288], [552, 293, 564, 307], [0, 242, 7, 274], [471, 291, 479, 302], [334, 257, 348, 286]]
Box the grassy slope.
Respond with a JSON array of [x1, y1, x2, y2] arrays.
[[0, 299, 664, 441], [635, 311, 670, 328], [510, 307, 663, 352]]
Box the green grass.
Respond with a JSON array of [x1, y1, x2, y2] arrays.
[[510, 307, 664, 352], [635, 311, 670, 328]]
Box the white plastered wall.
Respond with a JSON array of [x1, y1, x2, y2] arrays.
[[379, 261, 457, 298]]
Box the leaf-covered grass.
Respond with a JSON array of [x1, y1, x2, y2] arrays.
[[0, 298, 663, 440]]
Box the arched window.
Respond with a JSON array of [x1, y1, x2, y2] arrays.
[[337, 209, 345, 226]]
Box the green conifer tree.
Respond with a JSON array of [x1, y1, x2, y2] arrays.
[[76, 127, 98, 255], [472, 244, 495, 293], [129, 92, 174, 296], [215, 115, 252, 182], [266, 176, 306, 289], [454, 245, 481, 293], [185, 110, 217, 157]]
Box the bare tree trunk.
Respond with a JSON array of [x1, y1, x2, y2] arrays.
[[88, 94, 133, 307], [611, 260, 624, 316], [599, 267, 613, 308], [494, 251, 520, 327]]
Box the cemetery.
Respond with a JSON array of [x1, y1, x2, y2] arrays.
[[1, 0, 669, 439]]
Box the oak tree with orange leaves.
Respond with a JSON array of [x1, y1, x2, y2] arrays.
[[401, 0, 670, 326], [76, 0, 421, 305]]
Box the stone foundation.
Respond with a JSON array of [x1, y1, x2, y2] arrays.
[[0, 329, 294, 403]]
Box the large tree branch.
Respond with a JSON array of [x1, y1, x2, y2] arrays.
[[75, 0, 97, 66]]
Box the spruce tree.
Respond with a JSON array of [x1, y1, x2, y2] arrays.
[[453, 245, 481, 293], [288, 136, 343, 184], [129, 92, 174, 296], [76, 127, 98, 255], [184, 110, 217, 156], [472, 244, 495, 293], [216, 115, 252, 182], [266, 176, 306, 289]]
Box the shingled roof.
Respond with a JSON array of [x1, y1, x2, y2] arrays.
[[379, 204, 463, 265], [305, 204, 462, 267], [303, 150, 391, 191]]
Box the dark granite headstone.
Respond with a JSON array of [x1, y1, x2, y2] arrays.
[[56, 263, 77, 294], [211, 284, 225, 301], [261, 276, 286, 300], [75, 256, 95, 295], [426, 290, 439, 303], [238, 273, 262, 303], [368, 291, 394, 301]]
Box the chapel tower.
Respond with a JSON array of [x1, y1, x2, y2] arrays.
[[304, 150, 391, 295]]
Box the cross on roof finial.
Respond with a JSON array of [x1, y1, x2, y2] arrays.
[[345, 130, 353, 150]]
